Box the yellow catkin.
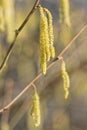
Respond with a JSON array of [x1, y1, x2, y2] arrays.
[[44, 8, 55, 58], [39, 6, 56, 74], [59, 0, 71, 27], [31, 91, 41, 127], [50, 45, 55, 58], [39, 6, 50, 74], [61, 60, 70, 99], [44, 13, 51, 62]]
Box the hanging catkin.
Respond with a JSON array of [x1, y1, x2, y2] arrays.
[[39, 6, 50, 74], [44, 8, 55, 58], [44, 13, 51, 62], [31, 91, 41, 127], [59, 0, 71, 27], [61, 60, 70, 99], [39, 6, 55, 74]]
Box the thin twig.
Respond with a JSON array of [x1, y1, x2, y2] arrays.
[[0, 23, 87, 113], [0, 0, 40, 73], [32, 83, 37, 92]]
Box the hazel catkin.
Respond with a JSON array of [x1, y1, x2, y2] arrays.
[[61, 60, 70, 99], [39, 6, 55, 74], [39, 6, 50, 74], [31, 91, 41, 127], [44, 8, 55, 58]]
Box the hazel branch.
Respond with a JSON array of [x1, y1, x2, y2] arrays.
[[0, 23, 87, 113]]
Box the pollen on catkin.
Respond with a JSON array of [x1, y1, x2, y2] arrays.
[[61, 60, 70, 99], [39, 6, 55, 74], [31, 91, 41, 127], [39, 6, 50, 74], [44, 13, 51, 62], [44, 8, 55, 58], [59, 0, 71, 27]]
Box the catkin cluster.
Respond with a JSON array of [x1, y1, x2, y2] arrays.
[[61, 60, 70, 99], [31, 91, 41, 127], [39, 6, 55, 74], [59, 0, 71, 27]]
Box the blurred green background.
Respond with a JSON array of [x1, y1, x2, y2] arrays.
[[0, 0, 87, 130]]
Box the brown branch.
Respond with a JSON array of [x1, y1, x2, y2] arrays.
[[32, 83, 37, 92], [0, 23, 87, 113], [0, 0, 40, 73]]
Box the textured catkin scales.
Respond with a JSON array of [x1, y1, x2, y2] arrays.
[[31, 92, 41, 127], [50, 45, 55, 58], [39, 6, 55, 74], [61, 60, 70, 99], [2, 0, 15, 43], [44, 8, 55, 58], [39, 6, 47, 74], [59, 0, 71, 27], [44, 13, 51, 62]]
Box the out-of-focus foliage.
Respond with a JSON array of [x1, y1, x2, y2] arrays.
[[0, 0, 87, 130]]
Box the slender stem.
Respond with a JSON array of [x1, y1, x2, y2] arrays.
[[32, 83, 37, 92], [0, 0, 40, 73], [0, 23, 87, 113]]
